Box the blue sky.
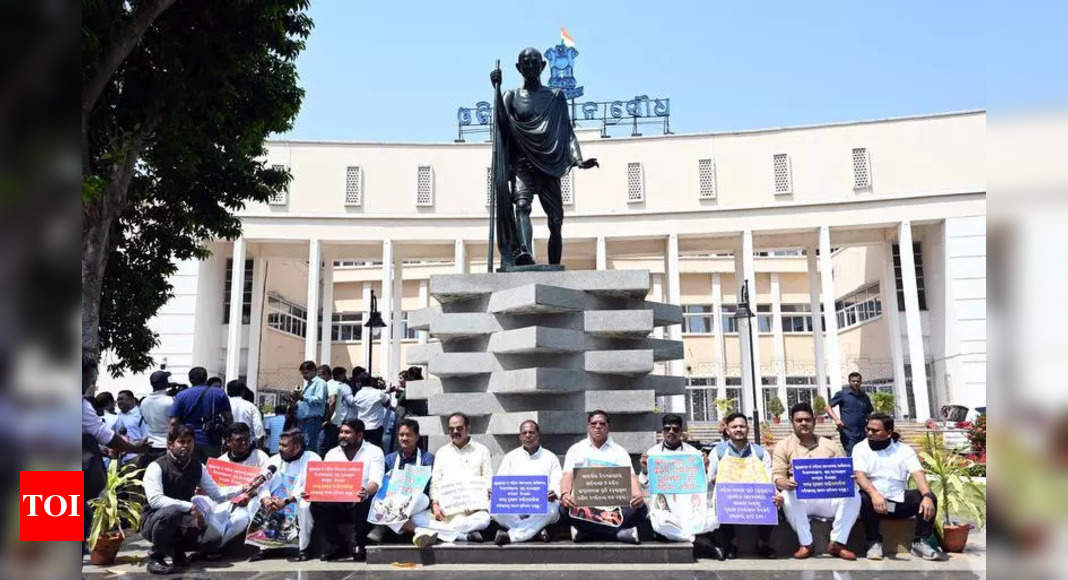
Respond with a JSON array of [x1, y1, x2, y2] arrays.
[[280, 1, 996, 141]]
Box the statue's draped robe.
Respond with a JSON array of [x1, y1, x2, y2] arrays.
[[492, 86, 582, 262]]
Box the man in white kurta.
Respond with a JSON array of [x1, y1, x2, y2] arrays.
[[313, 419, 385, 561], [492, 420, 562, 545], [209, 423, 272, 548], [639, 415, 717, 548], [412, 413, 493, 543], [249, 428, 321, 561]]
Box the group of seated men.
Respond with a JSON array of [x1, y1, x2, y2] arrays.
[[138, 404, 943, 574]]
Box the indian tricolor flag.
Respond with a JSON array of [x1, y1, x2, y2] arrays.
[[560, 26, 575, 48]]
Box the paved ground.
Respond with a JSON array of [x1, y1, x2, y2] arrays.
[[83, 529, 986, 578]]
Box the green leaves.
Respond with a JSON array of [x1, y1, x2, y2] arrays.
[[86, 461, 145, 549], [918, 433, 986, 539]]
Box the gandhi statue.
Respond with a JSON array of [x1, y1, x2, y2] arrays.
[[489, 47, 598, 270]]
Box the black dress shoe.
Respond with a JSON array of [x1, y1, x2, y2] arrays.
[[537, 528, 551, 543], [494, 530, 511, 546], [289, 550, 313, 562], [351, 547, 367, 562], [757, 542, 777, 559], [725, 544, 739, 560], [466, 531, 484, 543], [146, 558, 174, 575], [320, 548, 347, 562], [171, 551, 189, 567]]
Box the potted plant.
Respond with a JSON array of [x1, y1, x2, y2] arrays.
[[87, 461, 145, 565], [871, 391, 896, 415], [714, 397, 737, 422], [760, 421, 776, 446], [767, 396, 785, 424], [812, 395, 828, 423], [918, 433, 986, 552]]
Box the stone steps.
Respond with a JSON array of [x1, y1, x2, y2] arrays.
[[367, 541, 694, 565]]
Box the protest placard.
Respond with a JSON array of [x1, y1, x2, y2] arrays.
[[490, 475, 548, 515], [305, 462, 364, 502], [367, 465, 433, 525], [572, 466, 631, 508], [649, 455, 707, 495], [246, 472, 299, 549], [715, 456, 770, 483], [205, 457, 262, 487], [436, 479, 490, 516], [792, 457, 855, 499], [715, 482, 778, 525]]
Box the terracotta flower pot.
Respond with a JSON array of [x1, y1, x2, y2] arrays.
[[772, 416, 781, 424], [817, 416, 826, 424], [940, 523, 972, 553], [90, 532, 124, 566]]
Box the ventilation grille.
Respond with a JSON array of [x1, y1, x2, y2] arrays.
[[416, 165, 434, 207], [626, 162, 644, 203], [345, 166, 362, 206], [698, 158, 716, 200], [773, 153, 792, 194], [269, 164, 288, 205], [852, 148, 871, 190], [561, 171, 574, 205]]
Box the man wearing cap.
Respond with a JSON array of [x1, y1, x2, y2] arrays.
[[140, 370, 175, 467]]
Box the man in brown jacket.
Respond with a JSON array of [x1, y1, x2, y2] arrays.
[[772, 402, 860, 560]]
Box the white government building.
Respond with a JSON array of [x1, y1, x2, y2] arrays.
[[100, 109, 987, 424]]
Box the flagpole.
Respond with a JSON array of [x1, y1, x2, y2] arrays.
[[487, 59, 499, 273]]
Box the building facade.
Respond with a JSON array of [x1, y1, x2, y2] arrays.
[[99, 110, 987, 423]]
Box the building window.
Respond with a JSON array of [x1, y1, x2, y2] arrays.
[[686, 377, 716, 422], [485, 167, 492, 207], [721, 304, 772, 333], [266, 293, 307, 338], [785, 376, 821, 408], [892, 243, 927, 311], [682, 304, 715, 334], [269, 164, 288, 205], [756, 304, 773, 333], [721, 305, 738, 334], [345, 166, 362, 206], [331, 312, 363, 342], [401, 311, 418, 340], [780, 304, 819, 333], [698, 158, 716, 200], [626, 162, 644, 203], [223, 258, 253, 324], [416, 165, 434, 207], [835, 282, 883, 330], [852, 147, 871, 190], [773, 153, 792, 194], [561, 171, 574, 206]]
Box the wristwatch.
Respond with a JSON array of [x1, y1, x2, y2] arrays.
[[923, 492, 936, 502]]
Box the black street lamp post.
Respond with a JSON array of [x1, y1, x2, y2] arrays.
[[734, 280, 761, 444], [364, 290, 387, 377]]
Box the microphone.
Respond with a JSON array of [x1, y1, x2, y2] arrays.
[[231, 465, 277, 507]]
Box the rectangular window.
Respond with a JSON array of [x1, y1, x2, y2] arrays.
[[416, 165, 434, 207], [835, 282, 882, 330], [685, 377, 716, 422], [756, 304, 773, 333], [682, 304, 715, 334], [698, 158, 716, 200], [852, 147, 871, 190], [721, 305, 738, 333], [785, 376, 820, 408], [269, 164, 288, 205], [331, 312, 363, 342], [345, 166, 362, 206], [626, 162, 644, 203], [266, 293, 307, 338], [223, 258, 254, 324], [892, 243, 927, 311], [773, 153, 792, 194], [561, 171, 574, 206], [401, 311, 418, 340], [780, 304, 816, 333]]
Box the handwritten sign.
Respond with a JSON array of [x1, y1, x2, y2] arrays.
[[436, 479, 490, 516], [305, 462, 364, 502], [206, 458, 262, 487], [649, 455, 707, 495], [491, 475, 548, 515], [572, 466, 631, 508], [715, 482, 778, 525], [792, 458, 855, 499]]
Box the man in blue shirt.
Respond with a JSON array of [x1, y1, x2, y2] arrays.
[[263, 405, 288, 455], [293, 360, 327, 455], [168, 366, 232, 463], [827, 372, 875, 455]]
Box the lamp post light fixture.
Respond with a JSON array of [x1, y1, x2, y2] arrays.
[[364, 289, 387, 377], [734, 279, 761, 444]]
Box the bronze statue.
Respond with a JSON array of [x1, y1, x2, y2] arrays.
[[490, 47, 598, 270]]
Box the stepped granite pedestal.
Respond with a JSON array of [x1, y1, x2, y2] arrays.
[[404, 270, 684, 465]]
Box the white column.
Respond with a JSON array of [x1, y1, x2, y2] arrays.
[[818, 227, 843, 396], [319, 257, 334, 365], [711, 273, 727, 402], [304, 239, 321, 362], [418, 279, 429, 345], [735, 231, 764, 418], [665, 234, 682, 377], [361, 283, 372, 371], [771, 272, 788, 408], [246, 256, 267, 394], [454, 239, 467, 273], [898, 221, 931, 420], [389, 253, 403, 383], [596, 236, 607, 270], [380, 239, 394, 378], [807, 246, 828, 399], [881, 241, 909, 418], [225, 237, 246, 382]]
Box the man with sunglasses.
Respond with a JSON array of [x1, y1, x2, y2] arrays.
[[639, 414, 723, 559], [559, 410, 646, 544]]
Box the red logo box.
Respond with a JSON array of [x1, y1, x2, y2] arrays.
[[20, 471, 84, 541]]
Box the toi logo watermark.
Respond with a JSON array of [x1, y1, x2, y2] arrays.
[[19, 471, 84, 541]]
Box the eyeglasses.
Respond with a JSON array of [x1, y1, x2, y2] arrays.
[[588, 421, 607, 427], [662, 426, 681, 433]]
